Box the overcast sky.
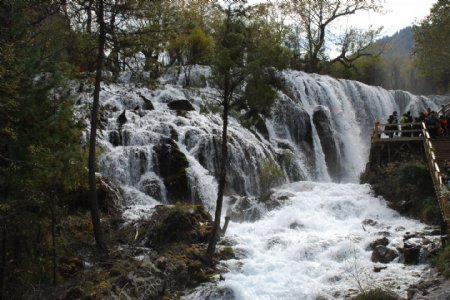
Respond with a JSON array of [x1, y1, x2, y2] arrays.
[[336, 0, 437, 36]]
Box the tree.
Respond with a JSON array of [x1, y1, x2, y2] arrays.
[[87, 0, 107, 251], [168, 27, 214, 85], [206, 0, 247, 259], [206, 0, 289, 259], [287, 0, 384, 73], [413, 0, 450, 93], [0, 1, 85, 296]]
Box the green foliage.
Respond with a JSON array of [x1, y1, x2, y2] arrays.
[[431, 245, 450, 278], [0, 1, 87, 297], [360, 157, 438, 224], [259, 160, 284, 198], [353, 287, 398, 300], [413, 0, 450, 93]]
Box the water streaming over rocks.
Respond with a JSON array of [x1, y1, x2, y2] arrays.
[[76, 68, 448, 298]]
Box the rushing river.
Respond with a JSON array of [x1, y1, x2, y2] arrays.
[[209, 182, 431, 299], [77, 68, 448, 299]]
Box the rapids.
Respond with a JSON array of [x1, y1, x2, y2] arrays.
[[76, 68, 449, 298]]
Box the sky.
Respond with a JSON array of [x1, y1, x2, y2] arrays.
[[337, 0, 437, 36]]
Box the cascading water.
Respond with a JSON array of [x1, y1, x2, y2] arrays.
[[76, 67, 448, 298]]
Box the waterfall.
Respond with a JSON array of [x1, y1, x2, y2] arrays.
[[77, 68, 449, 298], [76, 68, 447, 213]]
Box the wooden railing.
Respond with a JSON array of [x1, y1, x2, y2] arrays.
[[371, 120, 450, 222], [421, 122, 450, 221], [371, 122, 424, 141]]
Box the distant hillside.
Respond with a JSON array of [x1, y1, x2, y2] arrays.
[[333, 26, 437, 95], [377, 27, 415, 59]]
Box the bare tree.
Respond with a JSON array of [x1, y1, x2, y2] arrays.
[[287, 0, 384, 72]]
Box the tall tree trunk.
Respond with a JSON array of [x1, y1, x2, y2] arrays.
[[0, 223, 6, 300], [206, 89, 230, 259], [86, 0, 93, 33], [50, 199, 56, 286], [88, 0, 106, 252]]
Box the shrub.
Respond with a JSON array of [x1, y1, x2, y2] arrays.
[[360, 156, 438, 224], [431, 245, 450, 277], [353, 287, 399, 300]]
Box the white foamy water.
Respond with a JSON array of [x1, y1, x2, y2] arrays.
[[74, 68, 448, 298], [186, 181, 435, 299]]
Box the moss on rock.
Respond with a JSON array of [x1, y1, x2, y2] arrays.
[[360, 156, 439, 224]]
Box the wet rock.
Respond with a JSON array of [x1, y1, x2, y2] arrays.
[[117, 109, 127, 125], [362, 219, 378, 226], [373, 264, 387, 272], [226, 196, 262, 223], [312, 107, 342, 180], [108, 130, 121, 146], [403, 231, 419, 241], [371, 245, 398, 263], [369, 237, 390, 250], [167, 99, 195, 111], [272, 97, 315, 164], [403, 243, 421, 265], [138, 176, 164, 201], [153, 139, 189, 203], [423, 226, 441, 236], [143, 204, 212, 248], [254, 114, 269, 140], [139, 93, 155, 110]]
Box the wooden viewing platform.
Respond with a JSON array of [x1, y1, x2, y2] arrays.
[[368, 118, 450, 243]]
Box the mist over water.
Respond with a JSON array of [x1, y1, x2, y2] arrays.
[[78, 68, 448, 298]]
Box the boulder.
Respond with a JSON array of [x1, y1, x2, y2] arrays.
[[143, 204, 212, 248], [373, 264, 387, 272], [67, 176, 123, 214], [109, 130, 121, 146], [167, 99, 195, 111], [254, 114, 269, 140], [117, 109, 127, 125], [371, 245, 398, 263], [369, 237, 390, 250], [153, 139, 190, 203], [226, 196, 262, 223], [139, 94, 155, 110], [138, 176, 164, 201], [312, 107, 342, 180], [403, 243, 421, 265]]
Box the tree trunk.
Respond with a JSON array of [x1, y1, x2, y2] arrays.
[[86, 0, 93, 33], [0, 224, 6, 300], [88, 0, 106, 252], [50, 200, 57, 285], [206, 90, 230, 260]]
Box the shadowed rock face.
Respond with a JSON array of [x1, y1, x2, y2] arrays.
[[139, 94, 155, 110], [312, 107, 342, 181], [153, 139, 190, 203], [167, 99, 195, 111]]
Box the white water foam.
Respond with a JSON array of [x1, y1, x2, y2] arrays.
[[200, 182, 435, 299]]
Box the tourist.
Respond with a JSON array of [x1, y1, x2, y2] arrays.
[[400, 113, 409, 137], [439, 115, 447, 136], [427, 111, 438, 138], [386, 115, 396, 138], [412, 117, 422, 137]]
